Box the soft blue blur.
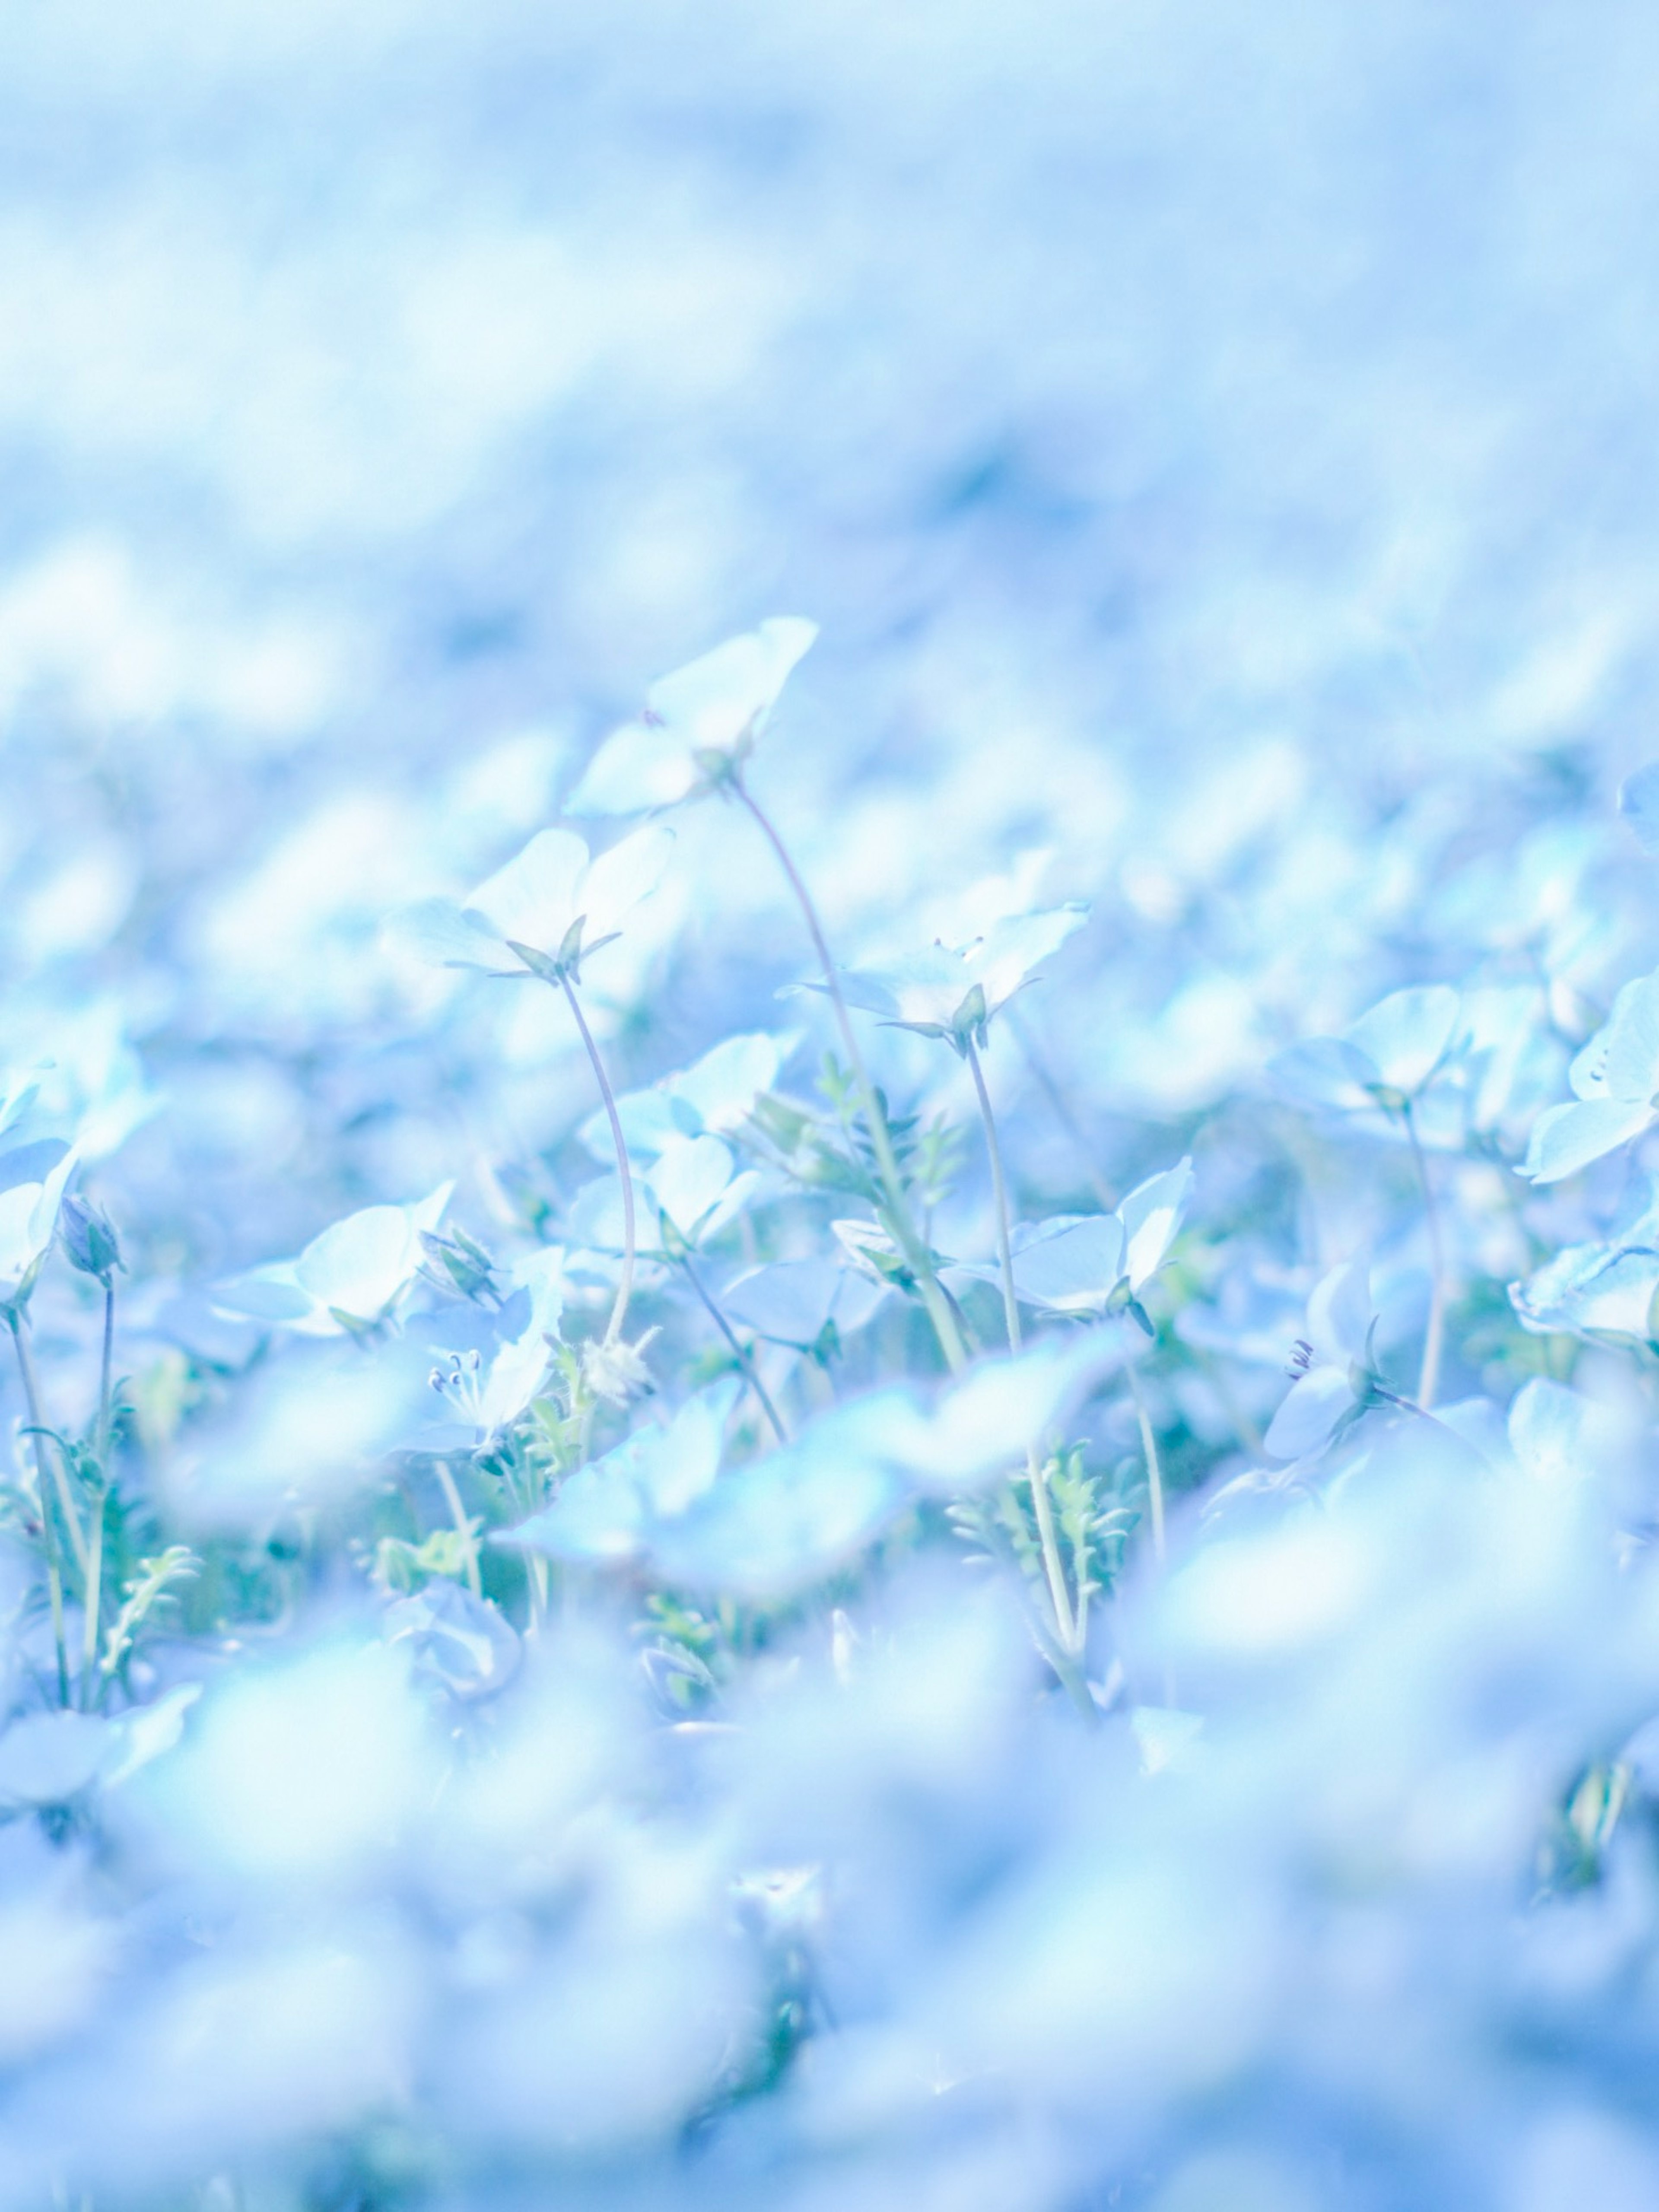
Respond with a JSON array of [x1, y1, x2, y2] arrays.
[[8, 7, 1659, 2210]]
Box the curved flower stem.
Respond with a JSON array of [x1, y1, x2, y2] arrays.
[[1125, 1359, 1165, 1565], [678, 1253, 788, 1445], [8, 1311, 70, 1703], [1403, 1101, 1446, 1409], [556, 971, 635, 1350], [965, 1036, 1077, 1655], [731, 775, 967, 1375]]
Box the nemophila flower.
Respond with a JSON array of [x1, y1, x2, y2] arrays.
[[721, 1254, 890, 1355], [386, 823, 673, 982], [824, 906, 1090, 1055], [0, 1141, 79, 1313], [1264, 1260, 1387, 1461], [58, 1192, 123, 1284], [569, 1135, 763, 1258], [1271, 985, 1465, 1129], [1509, 1181, 1659, 1342], [566, 618, 819, 815], [1519, 968, 1659, 1184], [427, 1249, 566, 1440], [216, 1185, 454, 1336], [578, 1030, 794, 1163], [953, 1159, 1194, 1329]]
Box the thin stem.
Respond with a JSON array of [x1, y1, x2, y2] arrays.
[[678, 1253, 788, 1445], [9, 1312, 88, 1581], [965, 1036, 1077, 1653], [732, 776, 967, 1374], [9, 1312, 70, 1703], [81, 1487, 104, 1710], [97, 1281, 114, 1468], [556, 971, 635, 1349], [1403, 1102, 1446, 1410], [966, 1037, 1024, 1360], [82, 1280, 115, 1707], [434, 1459, 484, 1599], [1126, 1359, 1166, 1566]]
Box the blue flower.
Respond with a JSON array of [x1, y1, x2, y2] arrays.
[[567, 618, 819, 814], [1519, 968, 1659, 1183]]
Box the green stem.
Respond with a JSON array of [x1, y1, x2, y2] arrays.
[[1126, 1359, 1166, 1565], [732, 776, 967, 1374], [965, 1036, 1077, 1654], [81, 1487, 105, 1710], [556, 970, 636, 1349], [679, 1253, 788, 1445], [82, 1280, 116, 1707], [1403, 1101, 1446, 1409], [9, 1311, 70, 1704], [435, 1459, 483, 1599], [97, 1280, 114, 1468]]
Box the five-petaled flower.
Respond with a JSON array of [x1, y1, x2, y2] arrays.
[[568, 618, 819, 815], [387, 824, 673, 983]]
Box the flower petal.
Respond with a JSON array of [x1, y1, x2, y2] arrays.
[[1519, 1096, 1654, 1183], [1306, 1259, 1373, 1367], [646, 616, 817, 751], [1264, 1364, 1356, 1461], [566, 718, 697, 815], [384, 898, 511, 973], [1119, 1157, 1195, 1292], [1342, 985, 1462, 1096], [466, 827, 589, 953], [578, 823, 675, 941]]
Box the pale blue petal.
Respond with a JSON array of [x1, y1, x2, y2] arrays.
[[466, 827, 589, 952], [1507, 1378, 1602, 1484], [1519, 1097, 1653, 1183], [1619, 761, 1659, 854], [383, 898, 509, 972], [500, 1465, 648, 1564], [649, 1435, 902, 1598], [1342, 985, 1462, 1096], [893, 1333, 1119, 1495], [1008, 1214, 1125, 1312], [1597, 973, 1659, 1103], [645, 1135, 737, 1239], [1118, 1157, 1195, 1292], [1263, 1365, 1357, 1460], [721, 1257, 889, 1347], [1268, 1036, 1377, 1112], [969, 903, 1090, 1011], [645, 615, 817, 751], [1306, 1259, 1373, 1366], [579, 823, 674, 941], [671, 1031, 790, 1132], [566, 718, 699, 815]]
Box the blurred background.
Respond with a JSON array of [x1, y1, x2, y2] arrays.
[[6, 0, 1659, 1272]]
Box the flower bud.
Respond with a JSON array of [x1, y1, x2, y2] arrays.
[[59, 1193, 123, 1282]]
